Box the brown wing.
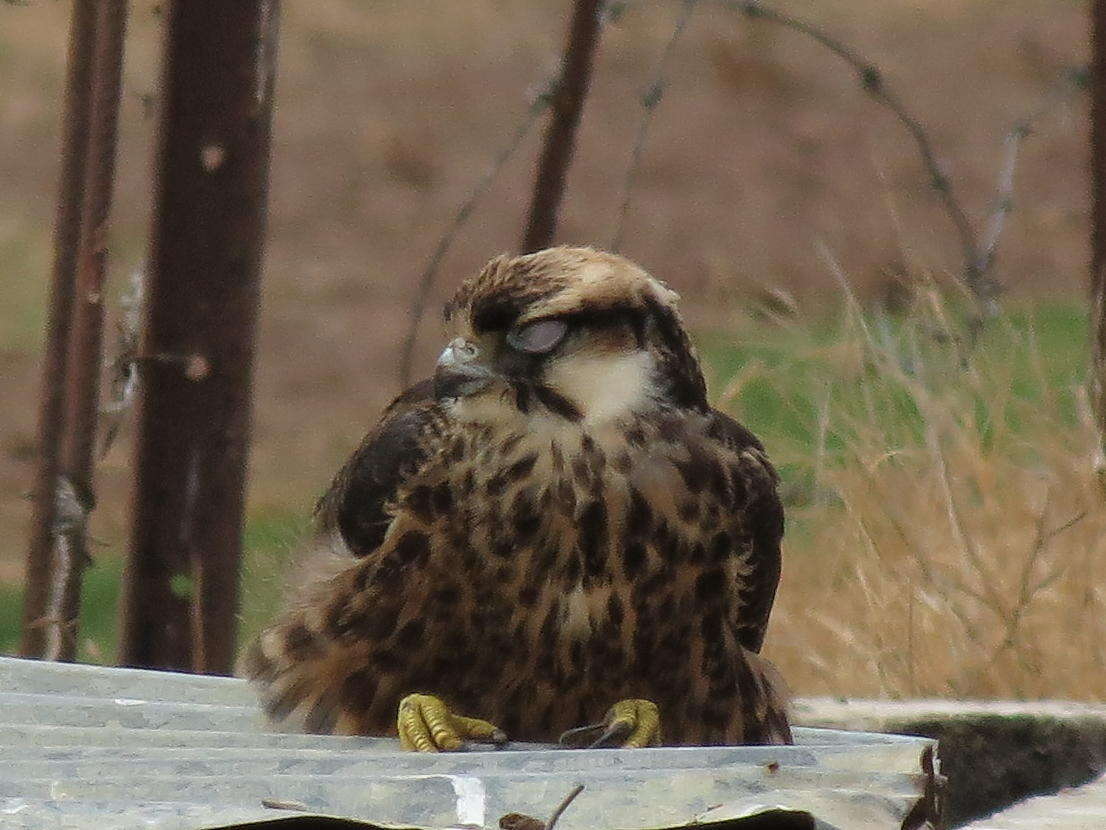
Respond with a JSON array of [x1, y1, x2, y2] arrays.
[[315, 378, 441, 557], [706, 408, 784, 654]]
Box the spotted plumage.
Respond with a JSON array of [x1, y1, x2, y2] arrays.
[[244, 246, 791, 746]]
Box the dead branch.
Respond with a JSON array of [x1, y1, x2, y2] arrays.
[[726, 1, 1085, 325], [522, 0, 605, 253], [20, 0, 96, 660], [610, 0, 700, 252], [499, 784, 584, 830], [729, 0, 985, 297], [978, 68, 1088, 275], [981, 498, 1086, 673], [41, 0, 130, 664], [546, 784, 585, 830]]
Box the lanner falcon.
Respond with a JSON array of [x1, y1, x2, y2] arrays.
[[245, 246, 791, 750]]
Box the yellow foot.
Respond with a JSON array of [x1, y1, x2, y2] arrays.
[[397, 693, 507, 752], [559, 698, 661, 749]]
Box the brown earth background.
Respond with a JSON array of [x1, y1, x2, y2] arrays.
[[0, 0, 1092, 630]]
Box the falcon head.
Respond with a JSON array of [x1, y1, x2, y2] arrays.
[[435, 246, 707, 425]]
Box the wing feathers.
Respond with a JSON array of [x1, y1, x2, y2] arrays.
[[315, 379, 440, 556]]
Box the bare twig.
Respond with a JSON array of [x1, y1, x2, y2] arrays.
[[20, 0, 96, 659], [726, 1, 1087, 327], [978, 68, 1087, 275], [499, 784, 585, 830], [981, 499, 1086, 673], [610, 0, 699, 252], [975, 124, 1027, 281], [924, 423, 1007, 620], [397, 80, 556, 388], [728, 1, 984, 297], [546, 783, 585, 830], [522, 0, 605, 253]]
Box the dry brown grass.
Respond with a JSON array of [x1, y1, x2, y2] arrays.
[[748, 285, 1106, 700]]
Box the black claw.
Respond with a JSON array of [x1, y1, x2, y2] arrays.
[[558, 719, 631, 749], [587, 720, 631, 749], [558, 721, 607, 749]]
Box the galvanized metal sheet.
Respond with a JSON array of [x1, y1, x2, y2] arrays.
[[0, 657, 938, 829]]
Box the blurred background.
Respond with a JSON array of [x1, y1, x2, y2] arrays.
[[1, 0, 1100, 698]]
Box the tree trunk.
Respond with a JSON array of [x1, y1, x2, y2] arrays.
[[1091, 0, 1106, 490], [521, 0, 603, 253], [119, 0, 280, 674]]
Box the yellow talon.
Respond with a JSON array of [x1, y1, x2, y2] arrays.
[[605, 698, 661, 748], [397, 693, 507, 752]]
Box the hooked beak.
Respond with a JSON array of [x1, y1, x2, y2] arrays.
[[433, 338, 495, 400]]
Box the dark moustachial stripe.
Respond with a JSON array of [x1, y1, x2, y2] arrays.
[[533, 384, 582, 421]]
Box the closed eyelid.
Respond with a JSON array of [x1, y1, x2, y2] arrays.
[[508, 319, 568, 353]]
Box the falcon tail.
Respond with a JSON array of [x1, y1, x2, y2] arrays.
[[239, 537, 385, 736], [744, 648, 793, 745]]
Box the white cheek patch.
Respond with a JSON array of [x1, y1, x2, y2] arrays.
[[545, 350, 656, 424]]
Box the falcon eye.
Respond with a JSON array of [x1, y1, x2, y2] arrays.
[[507, 319, 568, 355]]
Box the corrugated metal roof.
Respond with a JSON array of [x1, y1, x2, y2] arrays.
[[0, 657, 938, 829]]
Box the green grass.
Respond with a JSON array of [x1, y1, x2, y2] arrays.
[[700, 301, 1088, 496], [1, 510, 311, 665], [0, 556, 121, 662]]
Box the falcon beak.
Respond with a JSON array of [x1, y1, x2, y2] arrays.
[[434, 338, 495, 399]]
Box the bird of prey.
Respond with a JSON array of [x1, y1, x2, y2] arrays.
[[245, 246, 791, 750]]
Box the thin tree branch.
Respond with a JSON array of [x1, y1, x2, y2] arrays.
[[726, 1, 984, 298], [982, 502, 1086, 673], [979, 68, 1087, 275], [610, 0, 699, 252], [725, 1, 1086, 329]]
